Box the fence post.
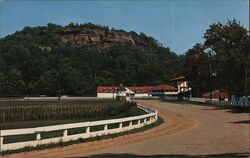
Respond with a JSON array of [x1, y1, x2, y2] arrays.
[[0, 131, 3, 153], [63, 129, 68, 137], [137, 120, 140, 124], [119, 122, 122, 129], [36, 133, 41, 140], [104, 124, 108, 131], [129, 121, 132, 126], [86, 127, 90, 133]]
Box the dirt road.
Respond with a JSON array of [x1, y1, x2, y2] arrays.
[[4, 100, 249, 157]]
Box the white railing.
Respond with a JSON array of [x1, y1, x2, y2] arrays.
[[132, 96, 160, 100], [22, 97, 107, 101], [0, 106, 158, 152], [183, 97, 206, 103], [163, 96, 178, 101], [183, 97, 250, 106], [206, 100, 231, 106]]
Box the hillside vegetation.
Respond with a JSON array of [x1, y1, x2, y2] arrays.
[[0, 23, 181, 96], [181, 20, 250, 96], [0, 20, 248, 97]]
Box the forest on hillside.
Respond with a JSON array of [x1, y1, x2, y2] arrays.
[[0, 20, 249, 97], [0, 23, 180, 96]]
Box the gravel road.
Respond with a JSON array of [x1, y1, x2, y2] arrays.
[[4, 100, 249, 158]]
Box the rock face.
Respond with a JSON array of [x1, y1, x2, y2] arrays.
[[60, 28, 137, 49]]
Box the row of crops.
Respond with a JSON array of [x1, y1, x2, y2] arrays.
[[0, 99, 144, 124]]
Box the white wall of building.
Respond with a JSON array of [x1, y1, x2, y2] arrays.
[[134, 93, 149, 98], [151, 91, 178, 96], [97, 93, 117, 98]]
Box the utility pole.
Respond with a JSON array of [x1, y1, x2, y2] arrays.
[[247, 1, 250, 157], [245, 60, 248, 96], [209, 62, 212, 101], [112, 85, 115, 101], [57, 90, 61, 101]]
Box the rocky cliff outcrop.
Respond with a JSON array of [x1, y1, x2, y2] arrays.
[[60, 28, 137, 49]]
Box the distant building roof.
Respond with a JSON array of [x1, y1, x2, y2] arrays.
[[150, 85, 177, 91], [127, 86, 155, 93], [202, 90, 229, 99], [97, 86, 117, 93], [97, 84, 177, 93], [170, 75, 187, 81]]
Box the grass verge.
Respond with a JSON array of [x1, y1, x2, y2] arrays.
[[0, 117, 164, 156]]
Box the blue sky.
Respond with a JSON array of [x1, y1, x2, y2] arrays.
[[0, 0, 249, 54]]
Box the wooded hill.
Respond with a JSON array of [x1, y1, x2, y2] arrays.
[[0, 23, 181, 96], [0, 20, 248, 97]]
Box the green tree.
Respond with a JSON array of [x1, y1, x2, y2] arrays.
[[2, 69, 26, 96], [204, 19, 249, 96], [182, 44, 209, 96]]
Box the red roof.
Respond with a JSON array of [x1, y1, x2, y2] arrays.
[[97, 86, 117, 93], [170, 75, 186, 81], [97, 84, 177, 93], [127, 86, 154, 93], [150, 85, 177, 91]]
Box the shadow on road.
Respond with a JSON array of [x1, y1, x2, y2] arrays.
[[71, 153, 249, 158], [201, 106, 250, 114], [229, 120, 250, 124], [159, 99, 250, 114]]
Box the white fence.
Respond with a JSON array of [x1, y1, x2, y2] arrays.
[[206, 100, 231, 106], [183, 97, 249, 106], [23, 97, 106, 101], [183, 97, 206, 103], [132, 96, 160, 100], [0, 105, 158, 152], [162, 96, 178, 101], [0, 97, 110, 101]]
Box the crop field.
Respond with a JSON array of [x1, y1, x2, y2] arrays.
[[0, 99, 145, 130]]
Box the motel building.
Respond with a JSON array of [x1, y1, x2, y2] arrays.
[[97, 83, 187, 99], [97, 76, 191, 99]]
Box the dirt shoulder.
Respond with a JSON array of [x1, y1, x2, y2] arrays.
[[4, 100, 249, 158]]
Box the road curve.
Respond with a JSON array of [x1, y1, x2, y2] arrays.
[[5, 100, 249, 158]]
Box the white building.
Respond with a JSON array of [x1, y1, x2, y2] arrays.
[[97, 84, 178, 99], [170, 76, 191, 93], [97, 86, 134, 99]]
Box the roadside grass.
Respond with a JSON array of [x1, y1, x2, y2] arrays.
[[1, 117, 164, 156]]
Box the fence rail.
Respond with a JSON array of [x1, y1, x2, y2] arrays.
[[183, 97, 206, 103], [183, 97, 249, 106], [0, 105, 158, 152], [163, 96, 178, 101]]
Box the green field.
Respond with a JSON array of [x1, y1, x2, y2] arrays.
[[0, 99, 146, 130]]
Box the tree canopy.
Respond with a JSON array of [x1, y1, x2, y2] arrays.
[[0, 23, 181, 96], [182, 20, 250, 96], [1, 20, 248, 97]]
